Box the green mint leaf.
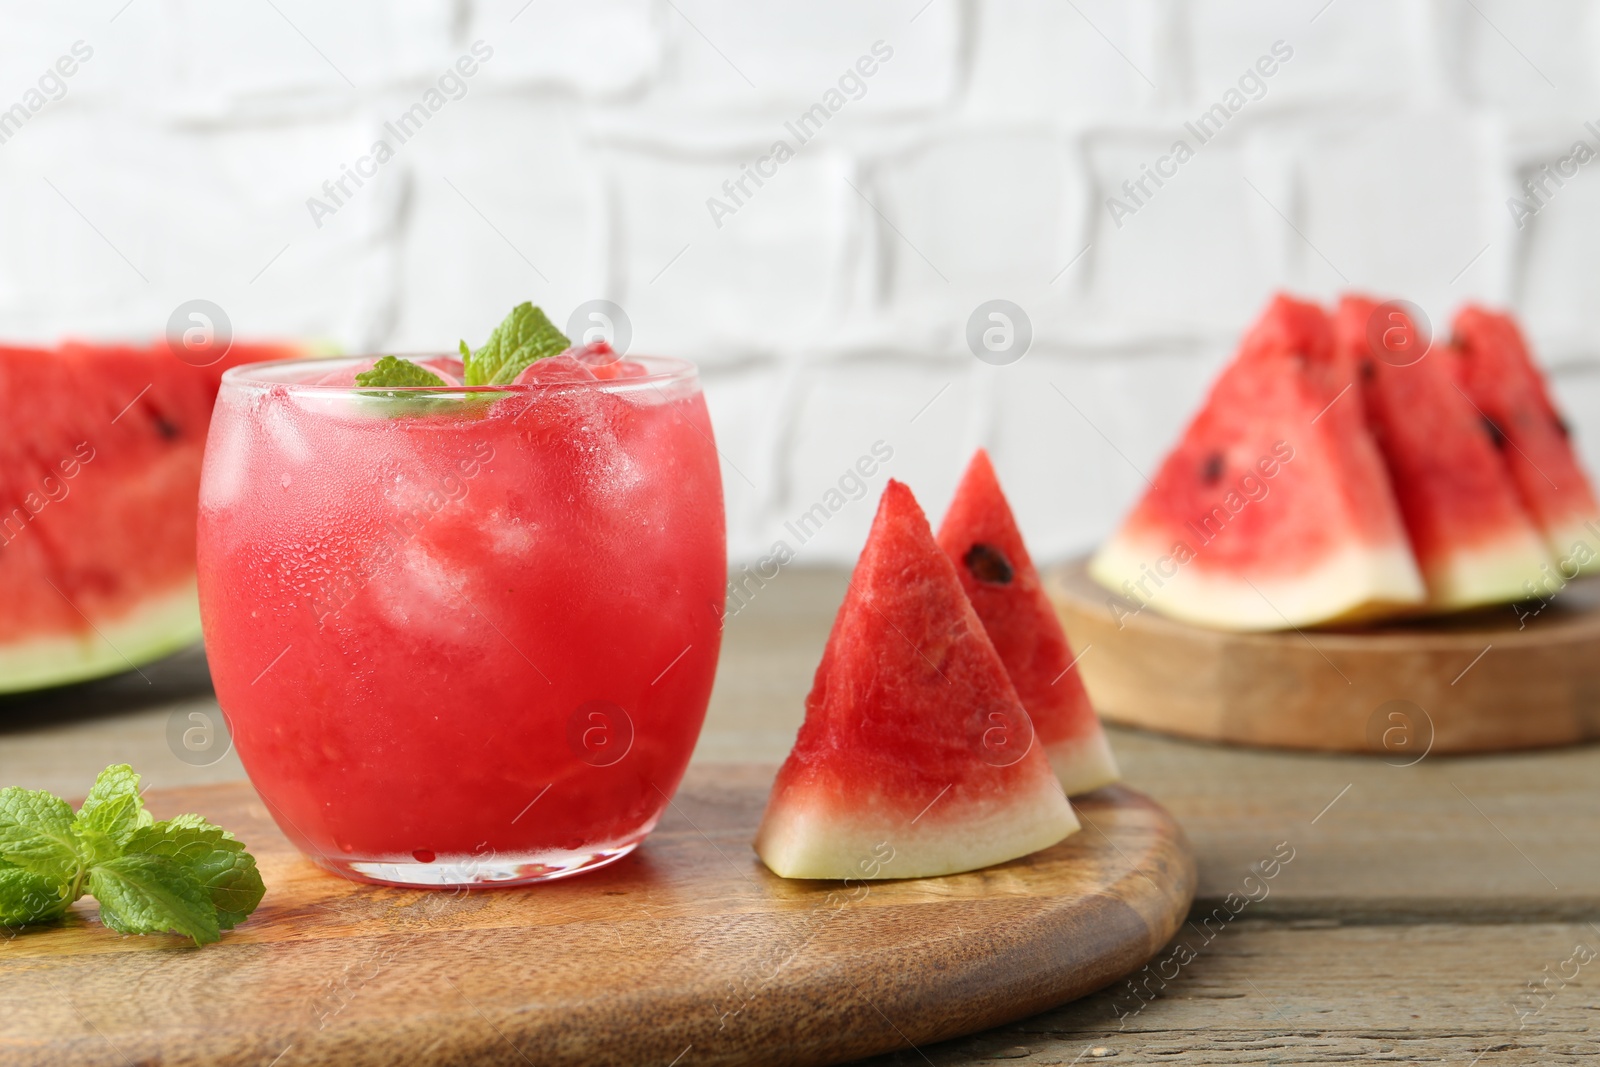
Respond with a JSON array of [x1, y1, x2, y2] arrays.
[[0, 764, 264, 943], [125, 816, 264, 930], [73, 764, 152, 865], [355, 355, 447, 390], [461, 302, 570, 386], [0, 863, 70, 925], [89, 854, 220, 946], [0, 787, 82, 882]]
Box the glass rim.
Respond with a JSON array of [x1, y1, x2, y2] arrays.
[[219, 352, 700, 395]]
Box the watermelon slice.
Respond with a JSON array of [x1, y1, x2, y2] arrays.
[[755, 480, 1078, 880], [1091, 294, 1425, 630], [936, 450, 1119, 796], [1334, 296, 1552, 610], [0, 340, 301, 693], [1452, 306, 1600, 576]]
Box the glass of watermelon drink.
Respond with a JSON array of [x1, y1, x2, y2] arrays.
[[195, 344, 725, 888]]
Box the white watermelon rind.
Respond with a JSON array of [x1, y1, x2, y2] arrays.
[[1421, 529, 1555, 611], [1089, 534, 1426, 632], [756, 775, 1080, 881], [1046, 727, 1121, 798], [1543, 515, 1600, 578], [0, 578, 201, 695]]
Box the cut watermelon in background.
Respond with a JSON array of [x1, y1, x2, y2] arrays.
[[937, 449, 1119, 796], [1091, 294, 1425, 631], [756, 480, 1078, 881], [1335, 296, 1552, 610], [1452, 306, 1600, 575], [0, 340, 302, 693]]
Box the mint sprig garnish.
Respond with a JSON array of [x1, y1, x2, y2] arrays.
[[355, 354, 448, 389], [0, 765, 265, 945], [461, 302, 570, 385]]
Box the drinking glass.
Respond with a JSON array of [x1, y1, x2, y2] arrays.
[[197, 354, 725, 887]]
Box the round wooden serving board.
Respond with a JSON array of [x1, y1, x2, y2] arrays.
[[1, 763, 1193, 1067], [1049, 556, 1600, 754]]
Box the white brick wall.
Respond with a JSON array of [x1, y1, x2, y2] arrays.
[[2, 0, 1598, 564]]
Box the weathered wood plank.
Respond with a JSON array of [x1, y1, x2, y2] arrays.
[[1111, 726, 1600, 920], [855, 920, 1600, 1065]]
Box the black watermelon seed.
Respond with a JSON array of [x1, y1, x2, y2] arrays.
[[154, 416, 180, 440], [964, 543, 1014, 585], [1482, 416, 1507, 449], [1555, 413, 1573, 439], [1201, 451, 1225, 485], [1360, 359, 1376, 382]]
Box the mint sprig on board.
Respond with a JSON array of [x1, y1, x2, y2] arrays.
[[0, 765, 264, 945]]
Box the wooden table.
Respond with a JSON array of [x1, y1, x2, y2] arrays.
[[3, 569, 1596, 1065]]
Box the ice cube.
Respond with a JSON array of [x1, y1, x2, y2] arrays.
[[514, 354, 598, 385], [418, 356, 464, 385], [257, 388, 312, 465], [306, 359, 377, 388], [198, 391, 253, 510]]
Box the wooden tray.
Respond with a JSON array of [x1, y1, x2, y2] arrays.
[[1049, 556, 1600, 754], [1, 763, 1193, 1067]]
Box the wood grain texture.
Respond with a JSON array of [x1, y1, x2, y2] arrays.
[[0, 765, 1195, 1067], [1106, 726, 1600, 923], [853, 920, 1600, 1065], [1048, 557, 1600, 754]]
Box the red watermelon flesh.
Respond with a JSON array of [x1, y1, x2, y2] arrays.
[[936, 449, 1119, 796], [0, 340, 300, 692], [755, 480, 1078, 880], [1091, 294, 1425, 630], [1334, 296, 1552, 610], [1451, 306, 1600, 576]]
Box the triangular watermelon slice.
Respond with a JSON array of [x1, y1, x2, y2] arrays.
[[755, 480, 1079, 880], [936, 450, 1119, 796], [1091, 294, 1425, 630], [1452, 305, 1600, 576], [1334, 296, 1552, 610], [0, 340, 303, 693]]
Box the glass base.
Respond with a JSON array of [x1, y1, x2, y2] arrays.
[[313, 840, 641, 888]]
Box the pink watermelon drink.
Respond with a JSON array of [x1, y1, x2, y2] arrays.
[[197, 306, 725, 887]]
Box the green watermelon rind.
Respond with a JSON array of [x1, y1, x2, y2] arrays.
[[0, 579, 201, 695]]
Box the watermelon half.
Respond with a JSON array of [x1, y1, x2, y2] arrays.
[[936, 449, 1119, 796], [1091, 294, 1425, 630], [1451, 306, 1600, 575], [1334, 296, 1552, 610], [0, 340, 298, 693], [755, 480, 1079, 881]]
